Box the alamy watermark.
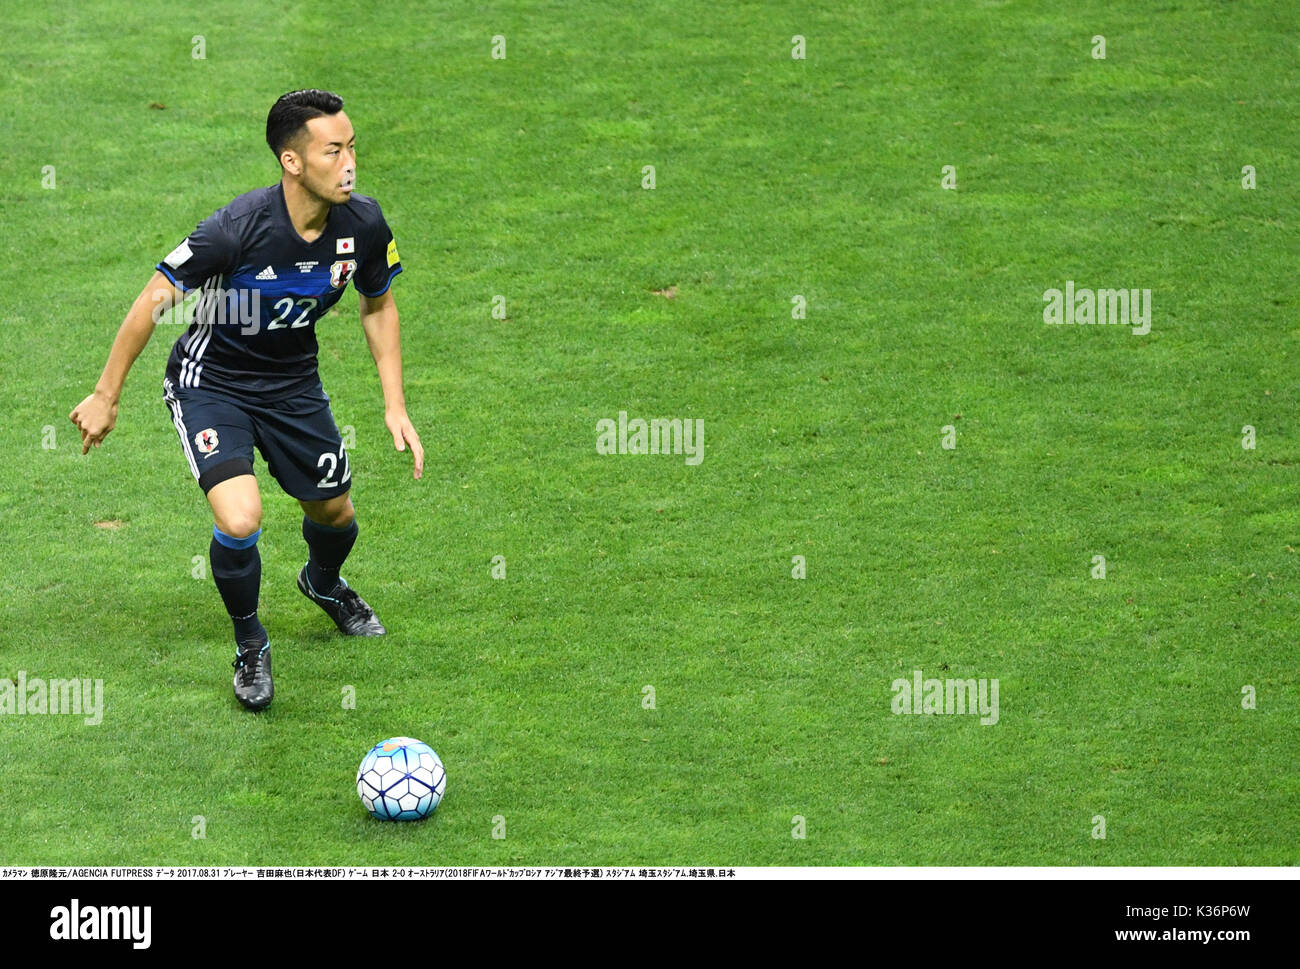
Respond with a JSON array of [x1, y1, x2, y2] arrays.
[[50, 899, 150, 949], [1, 672, 103, 725], [891, 669, 999, 725], [1043, 281, 1151, 335], [151, 285, 263, 335], [596, 411, 704, 465]]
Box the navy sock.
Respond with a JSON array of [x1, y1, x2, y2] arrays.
[[303, 516, 358, 595], [210, 526, 265, 644]]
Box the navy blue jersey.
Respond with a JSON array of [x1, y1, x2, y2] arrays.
[[157, 183, 402, 401]]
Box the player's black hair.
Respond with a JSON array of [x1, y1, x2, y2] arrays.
[[266, 89, 345, 161]]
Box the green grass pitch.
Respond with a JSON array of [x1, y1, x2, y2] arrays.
[[1, 0, 1297, 866]]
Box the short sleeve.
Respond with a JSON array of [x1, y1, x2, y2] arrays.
[[354, 203, 403, 297], [156, 210, 238, 291]]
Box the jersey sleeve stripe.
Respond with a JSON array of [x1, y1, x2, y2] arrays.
[[155, 263, 193, 292], [355, 265, 403, 298]]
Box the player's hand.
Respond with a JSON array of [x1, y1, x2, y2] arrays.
[[385, 408, 424, 480], [68, 390, 119, 455]]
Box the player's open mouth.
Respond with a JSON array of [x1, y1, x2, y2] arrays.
[[340, 178, 355, 191]]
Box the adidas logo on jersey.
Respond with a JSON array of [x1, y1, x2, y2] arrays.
[[255, 265, 278, 280]]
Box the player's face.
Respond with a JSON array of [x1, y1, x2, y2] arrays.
[[299, 112, 357, 205]]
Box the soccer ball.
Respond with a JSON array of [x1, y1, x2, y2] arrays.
[[356, 737, 446, 821]]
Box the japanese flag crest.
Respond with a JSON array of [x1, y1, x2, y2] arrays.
[[330, 259, 357, 289], [194, 428, 219, 453]]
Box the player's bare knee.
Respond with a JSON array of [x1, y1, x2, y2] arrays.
[[303, 495, 353, 529], [320, 506, 353, 529], [332, 497, 356, 528], [216, 509, 261, 539]]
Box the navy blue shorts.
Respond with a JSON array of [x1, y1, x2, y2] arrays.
[[161, 377, 351, 500]]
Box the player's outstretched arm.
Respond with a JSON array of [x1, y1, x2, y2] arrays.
[[359, 289, 423, 480], [69, 270, 183, 455]]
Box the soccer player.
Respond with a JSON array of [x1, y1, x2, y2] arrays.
[[69, 89, 423, 712]]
